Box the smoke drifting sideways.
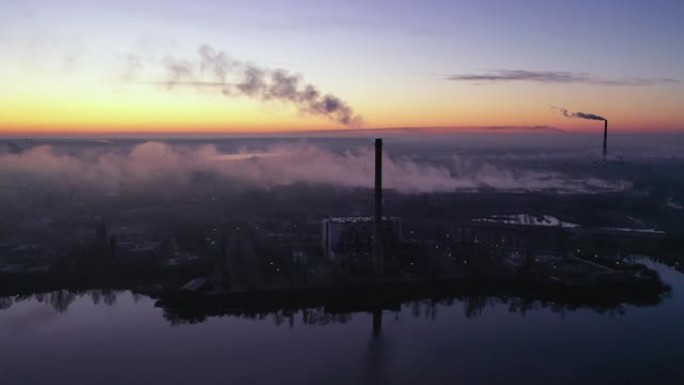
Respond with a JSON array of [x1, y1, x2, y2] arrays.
[[555, 107, 606, 121], [0, 142, 631, 198], [132, 45, 361, 127]]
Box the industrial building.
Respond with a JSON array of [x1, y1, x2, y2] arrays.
[[322, 216, 402, 263]]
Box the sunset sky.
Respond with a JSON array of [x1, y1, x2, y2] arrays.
[[1, 0, 683, 135]]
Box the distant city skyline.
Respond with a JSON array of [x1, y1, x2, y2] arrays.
[[1, 0, 683, 134]]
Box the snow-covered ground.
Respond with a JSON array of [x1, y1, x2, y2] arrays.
[[473, 214, 666, 234], [665, 198, 683, 210], [472, 214, 579, 228], [597, 227, 666, 234]]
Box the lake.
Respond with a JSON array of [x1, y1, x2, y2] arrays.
[[1, 260, 682, 385]]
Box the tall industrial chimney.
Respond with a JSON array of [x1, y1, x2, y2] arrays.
[[603, 120, 608, 159], [374, 138, 383, 275]]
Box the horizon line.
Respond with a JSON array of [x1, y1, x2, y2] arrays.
[[0, 125, 682, 139]]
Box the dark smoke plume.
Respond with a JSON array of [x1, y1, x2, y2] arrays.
[[156, 45, 360, 126], [555, 107, 605, 121]]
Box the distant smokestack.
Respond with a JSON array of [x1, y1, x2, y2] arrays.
[[603, 120, 608, 158], [554, 107, 608, 158], [374, 138, 383, 275]]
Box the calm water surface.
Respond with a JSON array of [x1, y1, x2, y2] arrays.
[[1, 260, 683, 385]]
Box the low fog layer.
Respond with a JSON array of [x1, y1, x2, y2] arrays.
[[0, 141, 631, 195]]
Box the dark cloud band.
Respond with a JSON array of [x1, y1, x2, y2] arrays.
[[447, 70, 679, 86]]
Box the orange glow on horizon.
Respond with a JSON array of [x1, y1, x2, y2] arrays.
[[1, 77, 682, 135]]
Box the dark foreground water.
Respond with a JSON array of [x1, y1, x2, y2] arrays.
[[1, 260, 683, 385]]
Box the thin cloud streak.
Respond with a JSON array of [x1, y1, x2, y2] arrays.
[[447, 70, 679, 86], [482, 125, 567, 134]]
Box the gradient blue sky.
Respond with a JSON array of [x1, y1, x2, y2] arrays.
[[2, 0, 683, 133]]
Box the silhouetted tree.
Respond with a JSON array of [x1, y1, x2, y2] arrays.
[[0, 296, 13, 310], [102, 289, 117, 306], [49, 290, 76, 313], [90, 290, 102, 305]]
